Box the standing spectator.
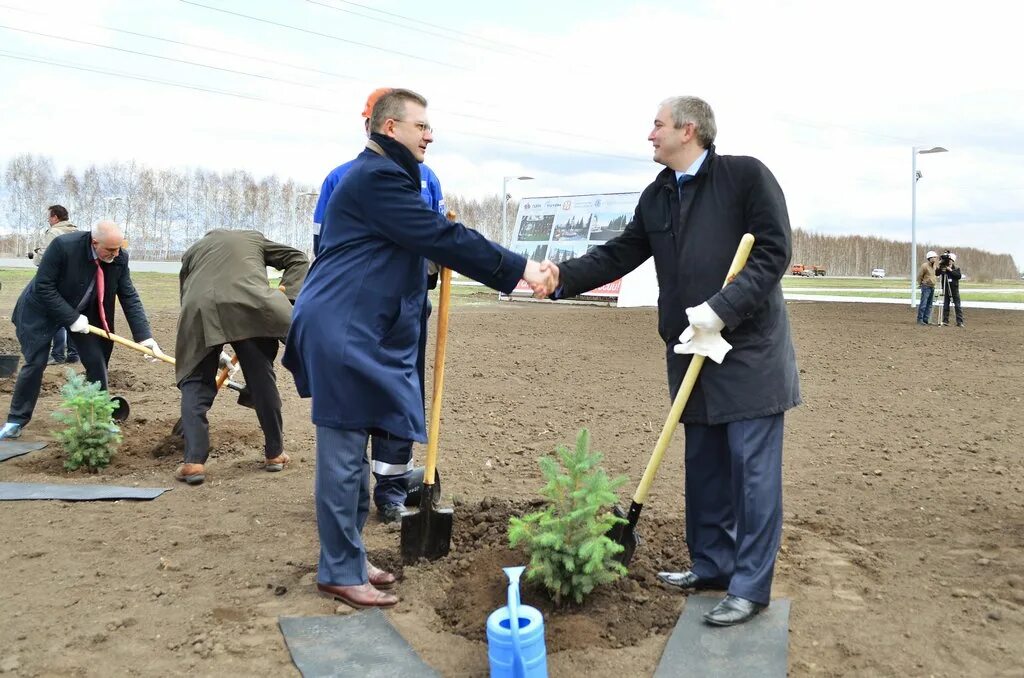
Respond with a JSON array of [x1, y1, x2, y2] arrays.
[[31, 205, 80, 365], [938, 252, 965, 327], [917, 251, 939, 325]]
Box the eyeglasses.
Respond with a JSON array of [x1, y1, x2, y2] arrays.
[[394, 119, 432, 134]]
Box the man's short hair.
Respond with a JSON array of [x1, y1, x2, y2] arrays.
[[369, 89, 428, 134], [661, 96, 717, 147], [47, 204, 69, 221]]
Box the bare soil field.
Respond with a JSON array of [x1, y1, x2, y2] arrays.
[[1, 286, 1022, 677]]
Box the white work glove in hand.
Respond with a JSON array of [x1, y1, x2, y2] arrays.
[[138, 338, 165, 363], [218, 351, 240, 377], [685, 302, 725, 332], [673, 303, 732, 364], [69, 315, 89, 333]]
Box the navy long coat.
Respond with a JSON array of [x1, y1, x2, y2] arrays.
[[13, 230, 151, 356], [283, 140, 526, 441], [556, 145, 801, 425]]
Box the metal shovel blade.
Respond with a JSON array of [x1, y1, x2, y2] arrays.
[[111, 395, 130, 422], [609, 502, 643, 567], [399, 485, 453, 564], [224, 381, 255, 409]]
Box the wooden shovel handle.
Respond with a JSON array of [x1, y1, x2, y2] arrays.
[[86, 325, 176, 365], [423, 267, 452, 485], [632, 233, 756, 504]]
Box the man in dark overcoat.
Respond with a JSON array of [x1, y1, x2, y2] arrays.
[[541, 96, 801, 626], [173, 229, 308, 485], [283, 88, 549, 609], [1, 221, 162, 439]]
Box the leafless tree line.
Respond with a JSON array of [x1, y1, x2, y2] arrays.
[[1, 153, 1018, 280], [791, 230, 1019, 281], [0, 154, 320, 259]]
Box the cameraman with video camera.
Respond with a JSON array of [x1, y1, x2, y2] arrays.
[[936, 250, 965, 327]]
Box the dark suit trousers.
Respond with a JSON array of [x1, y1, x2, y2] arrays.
[[7, 332, 111, 426], [179, 337, 283, 464], [683, 413, 784, 605]]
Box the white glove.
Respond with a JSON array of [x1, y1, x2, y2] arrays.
[[138, 338, 165, 363], [672, 304, 731, 364], [673, 326, 732, 364], [69, 315, 89, 333], [685, 302, 725, 332], [218, 350, 240, 377]]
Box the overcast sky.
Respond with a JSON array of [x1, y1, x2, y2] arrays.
[[1, 0, 1021, 271]]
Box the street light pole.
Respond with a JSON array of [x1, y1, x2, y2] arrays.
[[909, 146, 948, 306], [501, 175, 534, 246]]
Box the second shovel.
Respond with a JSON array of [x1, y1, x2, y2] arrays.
[[400, 266, 454, 563]]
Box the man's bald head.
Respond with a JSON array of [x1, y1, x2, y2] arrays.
[[92, 220, 124, 262]]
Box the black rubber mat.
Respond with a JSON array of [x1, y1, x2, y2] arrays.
[[279, 609, 439, 678], [654, 595, 790, 678]]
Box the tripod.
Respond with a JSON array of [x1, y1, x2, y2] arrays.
[[934, 272, 950, 326]]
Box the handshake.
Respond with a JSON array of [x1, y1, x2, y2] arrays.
[[522, 260, 560, 298]]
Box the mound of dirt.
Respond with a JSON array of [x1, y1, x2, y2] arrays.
[[424, 499, 688, 652]]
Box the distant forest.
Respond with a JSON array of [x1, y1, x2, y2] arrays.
[[1, 154, 1018, 279]]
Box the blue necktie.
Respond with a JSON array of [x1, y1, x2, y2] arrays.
[[677, 173, 693, 200]]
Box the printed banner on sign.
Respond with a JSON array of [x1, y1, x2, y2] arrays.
[[509, 192, 640, 298]]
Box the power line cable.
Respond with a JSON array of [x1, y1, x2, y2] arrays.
[[0, 2, 365, 84], [0, 50, 649, 162], [0, 14, 615, 145], [304, 0, 550, 60], [310, 0, 554, 59], [178, 0, 466, 70], [0, 24, 334, 91]]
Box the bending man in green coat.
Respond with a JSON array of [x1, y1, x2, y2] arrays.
[[173, 229, 309, 485]]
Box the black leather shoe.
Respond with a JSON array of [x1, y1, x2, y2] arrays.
[[656, 570, 730, 590], [703, 594, 767, 626]]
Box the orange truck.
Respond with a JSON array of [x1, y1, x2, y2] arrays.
[[791, 264, 826, 276]]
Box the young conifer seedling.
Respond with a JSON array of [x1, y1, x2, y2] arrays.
[[52, 369, 123, 471], [509, 428, 629, 605]]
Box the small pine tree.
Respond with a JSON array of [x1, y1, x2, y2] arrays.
[[52, 369, 123, 472], [508, 429, 628, 605]]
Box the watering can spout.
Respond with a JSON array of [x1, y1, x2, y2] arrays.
[[503, 566, 527, 678], [488, 565, 547, 678]]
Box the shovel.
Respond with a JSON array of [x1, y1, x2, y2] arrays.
[[400, 266, 454, 563], [86, 325, 175, 421], [609, 233, 756, 566]]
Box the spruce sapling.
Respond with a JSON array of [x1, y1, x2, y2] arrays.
[[508, 428, 628, 605]]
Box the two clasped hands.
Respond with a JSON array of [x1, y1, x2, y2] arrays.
[[521, 259, 561, 298], [521, 259, 732, 364]]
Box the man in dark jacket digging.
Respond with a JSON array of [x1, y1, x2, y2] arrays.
[[1, 221, 163, 439], [173, 229, 309, 485], [539, 96, 800, 626]]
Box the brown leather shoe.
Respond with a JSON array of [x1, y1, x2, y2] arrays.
[[317, 582, 398, 609], [264, 453, 290, 472], [366, 561, 397, 590], [174, 463, 206, 485]]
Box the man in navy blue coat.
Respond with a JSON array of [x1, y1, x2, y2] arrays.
[[283, 88, 549, 609], [1, 221, 163, 439], [540, 96, 800, 627], [312, 87, 450, 523]]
